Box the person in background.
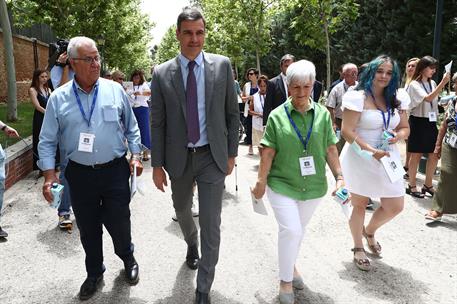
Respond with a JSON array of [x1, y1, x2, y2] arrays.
[[233, 69, 244, 129], [242, 68, 259, 155], [264, 54, 295, 127], [325, 63, 358, 154], [128, 70, 152, 161], [101, 70, 112, 80], [406, 56, 450, 198], [425, 72, 457, 221], [341, 55, 410, 271], [402, 57, 419, 178], [112, 70, 126, 87], [249, 75, 268, 156], [252, 60, 343, 304], [328, 64, 344, 94], [30, 69, 52, 174], [0, 123, 20, 239]]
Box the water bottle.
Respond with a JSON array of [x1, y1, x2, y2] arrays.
[[335, 187, 352, 219], [50, 183, 64, 209], [335, 128, 341, 141]]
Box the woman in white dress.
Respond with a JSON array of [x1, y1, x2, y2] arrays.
[[341, 55, 410, 271], [249, 75, 268, 155]]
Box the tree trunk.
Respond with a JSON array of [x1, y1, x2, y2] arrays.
[[324, 20, 331, 93], [0, 0, 17, 121], [256, 48, 261, 75]]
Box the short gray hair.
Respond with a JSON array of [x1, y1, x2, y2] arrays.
[[286, 60, 316, 85], [342, 63, 357, 73], [67, 36, 97, 59]]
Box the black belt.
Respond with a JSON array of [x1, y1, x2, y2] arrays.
[[69, 154, 126, 170], [188, 144, 210, 153]]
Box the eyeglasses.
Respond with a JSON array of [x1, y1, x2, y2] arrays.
[[248, 72, 256, 76], [73, 56, 101, 64]]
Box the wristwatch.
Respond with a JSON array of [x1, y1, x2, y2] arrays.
[[1, 125, 7, 131]]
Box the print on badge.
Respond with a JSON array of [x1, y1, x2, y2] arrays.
[[389, 161, 397, 170], [84, 138, 90, 144], [304, 161, 310, 167]]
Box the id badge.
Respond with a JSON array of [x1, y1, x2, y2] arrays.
[[299, 156, 316, 176], [448, 133, 457, 147], [78, 133, 95, 153], [428, 112, 437, 122]]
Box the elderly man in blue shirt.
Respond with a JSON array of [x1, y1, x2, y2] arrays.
[[38, 36, 143, 301]]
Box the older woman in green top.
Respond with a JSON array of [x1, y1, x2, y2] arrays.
[[252, 60, 344, 304]]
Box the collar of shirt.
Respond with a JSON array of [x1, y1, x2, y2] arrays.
[[285, 97, 315, 114], [73, 77, 100, 95], [179, 52, 204, 70]]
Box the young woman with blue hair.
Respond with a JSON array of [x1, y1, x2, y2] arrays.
[[340, 55, 411, 271]]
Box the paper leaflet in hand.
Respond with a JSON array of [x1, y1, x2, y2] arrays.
[[250, 188, 268, 215], [131, 165, 137, 198], [334, 187, 353, 220], [380, 155, 405, 183], [444, 61, 453, 74]]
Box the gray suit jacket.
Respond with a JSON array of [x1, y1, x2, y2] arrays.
[[150, 52, 239, 178]]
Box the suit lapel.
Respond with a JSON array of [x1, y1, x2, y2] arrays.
[[277, 75, 286, 99], [170, 56, 187, 121], [204, 53, 215, 117]]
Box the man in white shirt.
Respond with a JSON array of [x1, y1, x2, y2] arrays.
[[325, 63, 358, 153]]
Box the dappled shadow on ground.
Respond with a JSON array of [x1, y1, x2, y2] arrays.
[[425, 218, 457, 231], [153, 263, 245, 304], [36, 224, 80, 258], [62, 272, 148, 304], [338, 260, 429, 304], [254, 285, 335, 304]]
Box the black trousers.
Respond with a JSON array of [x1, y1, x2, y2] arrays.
[[65, 157, 134, 277]]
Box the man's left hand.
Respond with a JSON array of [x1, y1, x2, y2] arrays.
[[226, 157, 236, 175], [130, 159, 143, 176], [4, 126, 19, 138]]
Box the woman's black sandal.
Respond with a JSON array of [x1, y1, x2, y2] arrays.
[[421, 184, 435, 197], [406, 185, 425, 198]]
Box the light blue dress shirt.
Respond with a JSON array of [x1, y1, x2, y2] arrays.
[[178, 52, 208, 147], [50, 66, 75, 89], [38, 78, 142, 170]]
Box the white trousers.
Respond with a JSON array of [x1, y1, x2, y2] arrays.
[[267, 187, 322, 282]]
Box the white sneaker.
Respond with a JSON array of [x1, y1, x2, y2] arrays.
[[191, 203, 199, 217]]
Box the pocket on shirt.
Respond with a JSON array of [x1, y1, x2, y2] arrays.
[[103, 106, 118, 122]]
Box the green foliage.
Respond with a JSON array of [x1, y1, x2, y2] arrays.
[[8, 0, 154, 76], [154, 25, 179, 65], [332, 0, 457, 75]]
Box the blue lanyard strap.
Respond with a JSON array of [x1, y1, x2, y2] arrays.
[[370, 92, 390, 130], [72, 81, 99, 127], [284, 103, 315, 152]]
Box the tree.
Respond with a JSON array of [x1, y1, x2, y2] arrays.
[[286, 0, 359, 89], [332, 0, 457, 75], [153, 25, 179, 65], [1, 0, 17, 121], [9, 0, 154, 76]]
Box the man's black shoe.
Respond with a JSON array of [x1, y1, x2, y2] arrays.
[[0, 226, 8, 238], [195, 290, 211, 304], [124, 257, 139, 285], [186, 245, 199, 270], [79, 275, 103, 301]]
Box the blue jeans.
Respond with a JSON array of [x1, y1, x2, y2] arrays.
[[0, 146, 6, 223], [58, 162, 72, 216]]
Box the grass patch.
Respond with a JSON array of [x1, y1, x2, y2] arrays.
[[0, 101, 35, 148]]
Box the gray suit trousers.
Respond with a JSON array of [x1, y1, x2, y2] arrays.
[[170, 148, 225, 293]]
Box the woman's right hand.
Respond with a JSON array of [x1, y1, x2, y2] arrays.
[[252, 181, 266, 199], [372, 149, 390, 161], [434, 144, 442, 159]]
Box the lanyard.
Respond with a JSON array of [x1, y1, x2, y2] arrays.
[[370, 92, 390, 130], [421, 81, 432, 94], [284, 103, 315, 152], [72, 81, 99, 127]]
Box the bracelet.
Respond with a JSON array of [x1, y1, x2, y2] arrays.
[[334, 173, 343, 181]]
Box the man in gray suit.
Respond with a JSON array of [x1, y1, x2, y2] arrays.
[[150, 7, 239, 304]]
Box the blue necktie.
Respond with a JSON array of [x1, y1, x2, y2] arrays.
[[186, 61, 200, 144]]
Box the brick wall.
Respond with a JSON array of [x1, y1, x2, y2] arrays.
[[0, 30, 49, 102], [4, 137, 33, 190]]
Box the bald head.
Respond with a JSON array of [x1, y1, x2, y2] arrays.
[[342, 63, 358, 86]]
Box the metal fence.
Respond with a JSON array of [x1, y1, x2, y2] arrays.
[[0, 10, 56, 44]]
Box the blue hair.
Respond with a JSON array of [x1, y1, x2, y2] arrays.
[[356, 55, 401, 113]]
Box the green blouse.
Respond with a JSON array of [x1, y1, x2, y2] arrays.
[[261, 97, 338, 201]]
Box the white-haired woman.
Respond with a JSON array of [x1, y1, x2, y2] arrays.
[[252, 60, 344, 304]]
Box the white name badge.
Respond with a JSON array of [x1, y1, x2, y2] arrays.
[[448, 133, 457, 147], [299, 156, 316, 176], [78, 133, 95, 153], [428, 112, 437, 122]]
